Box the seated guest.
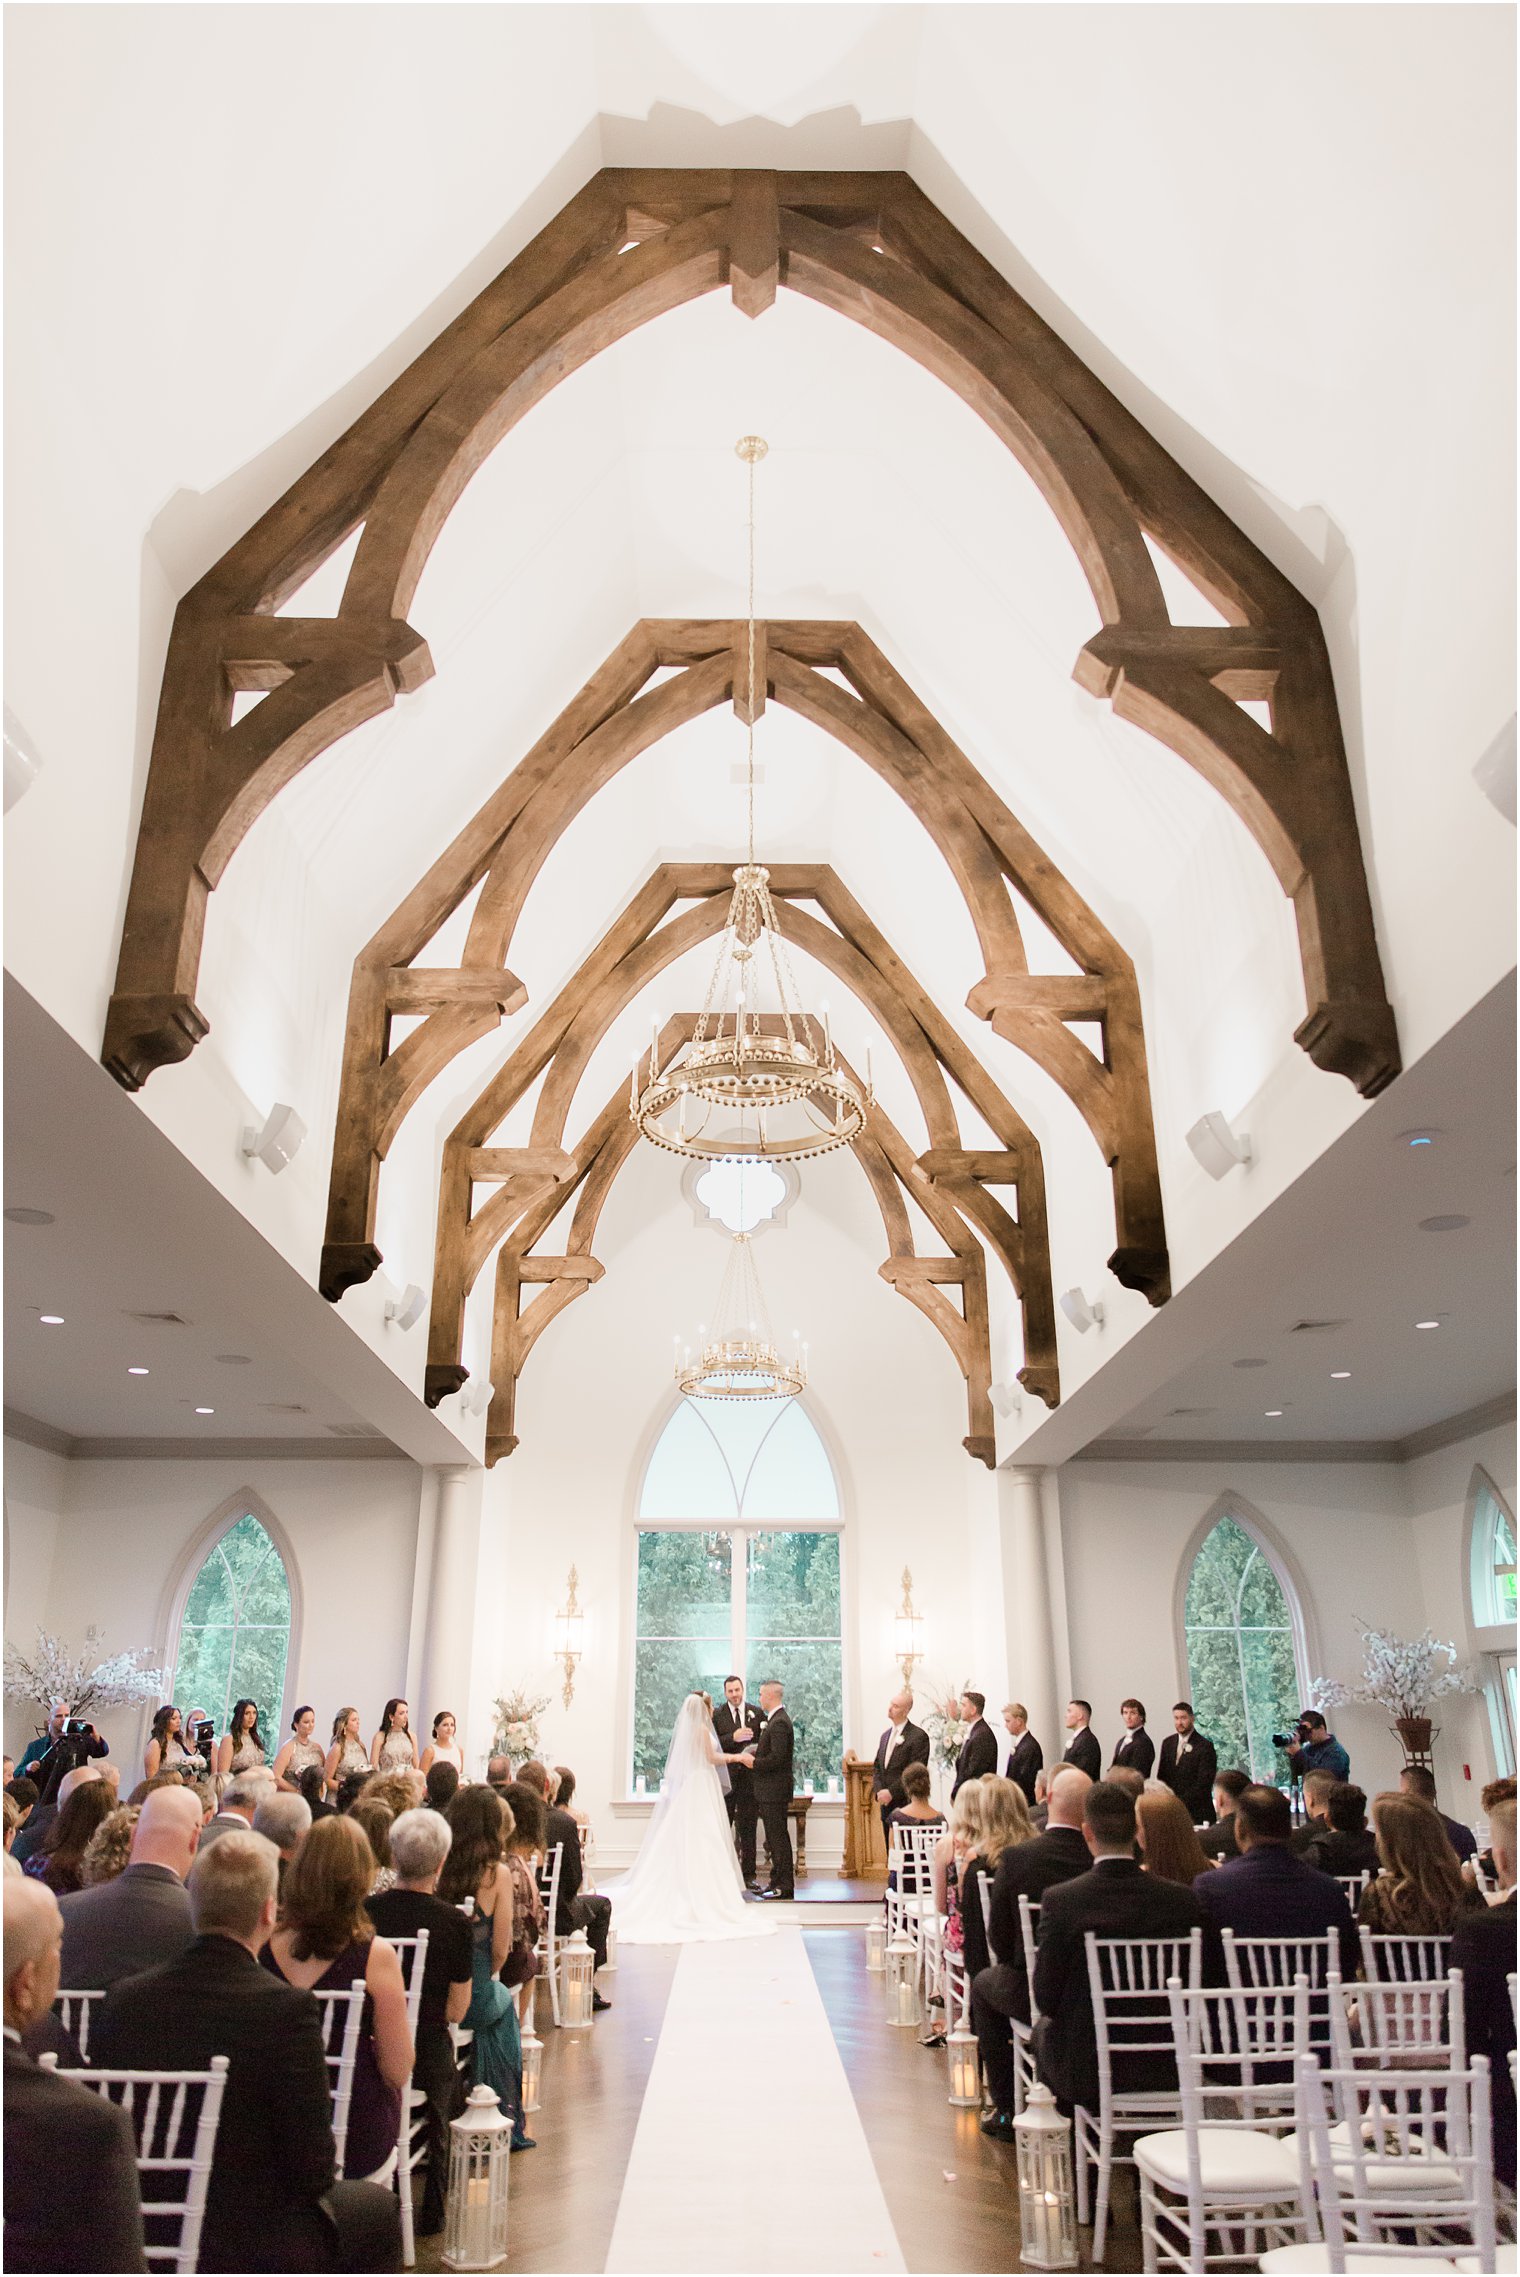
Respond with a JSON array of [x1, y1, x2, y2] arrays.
[[199, 1769, 276, 1848], [124, 1772, 186, 1808], [971, 1768, 1094, 2132], [1027, 1768, 1050, 1831], [499, 1784, 548, 1989], [1136, 1787, 1212, 1885], [1398, 1763, 1478, 1863], [517, 1759, 611, 2009], [94, 1829, 402, 2271], [262, 1816, 412, 2182], [349, 1796, 397, 1895], [1472, 1774, 1517, 1887], [554, 1765, 591, 1851], [335, 1770, 373, 1815], [367, 1770, 425, 1821], [437, 1786, 533, 2151], [950, 1776, 1030, 1986], [1450, 1798, 1517, 2189], [13, 1760, 104, 1867], [1301, 1782, 1380, 1880], [60, 1786, 200, 1989], [7, 1775, 40, 1815], [2, 1753, 12, 1785], [4, 1791, 24, 1875], [1359, 1790, 1484, 1941], [1289, 1768, 1341, 1854], [251, 1792, 312, 1885], [424, 1761, 459, 1814], [1111, 1698, 1155, 1779], [1193, 1783, 1358, 1974], [932, 1777, 986, 1930], [298, 1764, 335, 1822], [369, 1811, 473, 2238], [485, 1755, 514, 1796], [25, 1776, 116, 1896], [1196, 1769, 1251, 1859], [886, 1760, 945, 1856], [1029, 1781, 1211, 2124], [271, 1707, 326, 1797], [79, 1807, 140, 1888], [4, 1878, 147, 2272], [1106, 1765, 1145, 1801]]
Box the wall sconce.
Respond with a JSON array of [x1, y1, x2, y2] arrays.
[[553, 1565, 585, 1708], [894, 1567, 924, 1684]]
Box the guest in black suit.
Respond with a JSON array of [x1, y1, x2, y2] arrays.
[[1111, 1699, 1155, 1779], [59, 1785, 200, 1989], [714, 1675, 764, 1885], [1001, 1704, 1043, 1805], [92, 1828, 401, 2272], [741, 1681, 794, 1897], [1450, 1798, 1516, 2188], [1195, 1769, 1251, 1859], [517, 1762, 611, 2006], [4, 1876, 147, 2272], [952, 1692, 999, 1798], [1191, 1783, 1357, 1974], [1300, 1783, 1380, 1880], [1061, 1700, 1102, 1782], [1289, 1769, 1341, 1855], [1157, 1702, 1218, 1824], [972, 1765, 1094, 2131], [1032, 1781, 1213, 2118], [870, 1690, 932, 1842]]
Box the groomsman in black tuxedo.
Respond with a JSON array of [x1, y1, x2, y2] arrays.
[[741, 1681, 795, 1898], [714, 1674, 765, 1888], [871, 1690, 931, 1841], [1110, 1698, 1156, 1779], [1002, 1703, 1043, 1805], [1061, 1699, 1102, 1781], [952, 1691, 999, 1797], [1157, 1701, 1218, 1823]]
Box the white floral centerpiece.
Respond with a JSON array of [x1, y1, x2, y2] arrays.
[[491, 1687, 552, 1770], [920, 1677, 972, 1778], [1312, 1622, 1477, 1758], [3, 1626, 166, 1721]]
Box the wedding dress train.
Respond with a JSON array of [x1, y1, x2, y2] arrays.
[[602, 1695, 777, 1944]]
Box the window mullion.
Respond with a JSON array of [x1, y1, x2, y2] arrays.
[[731, 1526, 748, 1686]]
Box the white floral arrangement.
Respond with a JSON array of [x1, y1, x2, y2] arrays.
[[2, 1626, 166, 1718], [919, 1677, 972, 1773], [1311, 1622, 1478, 1721], [491, 1687, 552, 1767]]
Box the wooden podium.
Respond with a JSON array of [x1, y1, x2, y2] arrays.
[[841, 1754, 888, 1880]]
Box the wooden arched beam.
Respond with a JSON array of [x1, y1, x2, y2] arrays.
[[318, 620, 1168, 1306], [103, 168, 1397, 1111], [475, 1022, 998, 1468]]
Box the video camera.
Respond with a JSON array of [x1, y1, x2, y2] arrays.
[[1271, 1718, 1313, 1751]]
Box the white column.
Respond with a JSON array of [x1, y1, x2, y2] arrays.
[[1002, 1465, 1059, 1755], [420, 1466, 482, 1762]]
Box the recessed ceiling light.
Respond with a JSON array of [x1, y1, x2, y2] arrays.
[[5, 1206, 55, 1226], [127, 1366, 149, 1376], [1416, 1319, 1441, 1330], [1418, 1215, 1469, 1233], [1330, 1370, 1351, 1380], [194, 1405, 215, 1416], [1265, 1409, 1285, 1417], [38, 1313, 64, 1326]]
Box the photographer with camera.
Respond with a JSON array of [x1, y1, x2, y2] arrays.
[[15, 1700, 109, 1789], [1276, 1709, 1349, 1784]]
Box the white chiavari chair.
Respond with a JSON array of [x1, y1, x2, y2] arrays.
[[1328, 1969, 1466, 2074], [53, 1985, 107, 2059], [311, 1982, 368, 2177], [1360, 1932, 1454, 1985], [1077, 1928, 1204, 2261], [39, 2053, 230, 2274], [537, 1842, 565, 2025], [385, 1929, 430, 2266], [1012, 1894, 1041, 2115], [1337, 1872, 1375, 1911]]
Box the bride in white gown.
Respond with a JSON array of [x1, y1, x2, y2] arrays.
[[603, 1692, 778, 1943]]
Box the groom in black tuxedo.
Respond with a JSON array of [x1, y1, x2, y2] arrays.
[[741, 1680, 794, 1899], [714, 1674, 765, 1887]]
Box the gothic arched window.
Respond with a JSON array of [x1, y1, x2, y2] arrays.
[[170, 1512, 293, 1739], [1469, 1472, 1517, 1772], [1182, 1512, 1305, 1783]]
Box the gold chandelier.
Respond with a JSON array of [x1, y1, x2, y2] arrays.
[[631, 435, 872, 1164], [676, 1231, 807, 1402]]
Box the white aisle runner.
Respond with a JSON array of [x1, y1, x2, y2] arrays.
[[604, 1927, 907, 2273]]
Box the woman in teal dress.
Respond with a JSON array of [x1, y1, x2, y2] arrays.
[[437, 1784, 534, 2150]]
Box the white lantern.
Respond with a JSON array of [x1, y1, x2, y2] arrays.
[[520, 2020, 543, 2114], [886, 1929, 921, 2027], [947, 2022, 981, 2107], [560, 1928, 594, 2030], [443, 2083, 511, 2270], [601, 1923, 618, 1975], [865, 1917, 888, 1972], [1013, 2083, 1078, 2270]]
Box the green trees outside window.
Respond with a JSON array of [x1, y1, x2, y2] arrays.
[[171, 1514, 292, 1740], [1183, 1514, 1302, 1783]]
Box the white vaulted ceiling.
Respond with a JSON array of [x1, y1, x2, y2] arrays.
[[3, 5, 1512, 1452]]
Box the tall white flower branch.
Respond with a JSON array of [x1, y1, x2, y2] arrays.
[[2, 1626, 166, 1717], [1310, 1621, 1479, 1721]]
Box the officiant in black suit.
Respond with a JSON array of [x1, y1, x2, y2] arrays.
[[714, 1674, 765, 1887], [741, 1680, 794, 1898], [871, 1690, 931, 1840], [1110, 1698, 1156, 1779], [952, 1691, 999, 1797]]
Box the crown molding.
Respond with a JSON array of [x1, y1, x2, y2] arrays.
[[3, 1410, 410, 1463], [1071, 1390, 1516, 1468]]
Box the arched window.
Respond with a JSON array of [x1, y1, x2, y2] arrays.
[[1468, 1472, 1517, 1773], [632, 1400, 842, 1797], [170, 1513, 292, 1741], [1182, 1513, 1304, 1783]]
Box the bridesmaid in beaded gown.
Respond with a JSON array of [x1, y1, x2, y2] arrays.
[[216, 1699, 267, 1777], [272, 1705, 325, 1793], [325, 1705, 370, 1796], [369, 1699, 418, 1773]]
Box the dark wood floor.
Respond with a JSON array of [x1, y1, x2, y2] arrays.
[[415, 1929, 1144, 2274]]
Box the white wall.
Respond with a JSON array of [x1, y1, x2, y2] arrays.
[[2, 1439, 425, 1772]]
